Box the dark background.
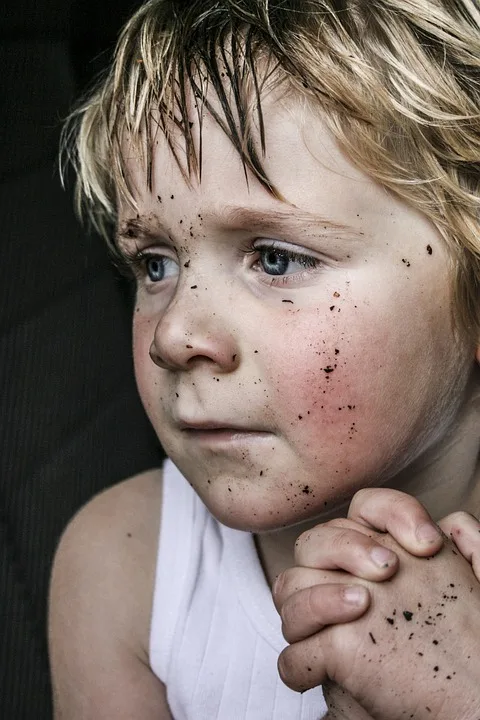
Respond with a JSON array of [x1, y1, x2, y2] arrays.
[[0, 2, 164, 717]]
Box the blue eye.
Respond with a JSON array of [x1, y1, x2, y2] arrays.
[[146, 257, 167, 282], [260, 249, 290, 275], [118, 250, 179, 285], [258, 247, 318, 276]]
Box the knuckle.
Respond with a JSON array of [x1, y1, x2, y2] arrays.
[[281, 588, 312, 627], [350, 487, 372, 507], [390, 491, 421, 513], [276, 568, 304, 601], [294, 527, 311, 550], [332, 527, 358, 551]]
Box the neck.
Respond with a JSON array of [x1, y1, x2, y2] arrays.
[[256, 386, 480, 587]]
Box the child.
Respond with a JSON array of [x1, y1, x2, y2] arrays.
[[49, 0, 480, 717]]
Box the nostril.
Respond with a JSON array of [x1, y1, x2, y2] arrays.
[[149, 342, 170, 369]]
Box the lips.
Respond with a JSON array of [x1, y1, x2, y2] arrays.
[[178, 420, 266, 432]]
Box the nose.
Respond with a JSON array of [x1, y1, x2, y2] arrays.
[[149, 284, 240, 373]]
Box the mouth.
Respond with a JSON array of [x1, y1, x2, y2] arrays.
[[178, 421, 272, 445]]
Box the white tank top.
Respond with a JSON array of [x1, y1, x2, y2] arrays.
[[149, 459, 327, 719]]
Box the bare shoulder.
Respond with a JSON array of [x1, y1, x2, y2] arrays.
[[48, 467, 171, 719]]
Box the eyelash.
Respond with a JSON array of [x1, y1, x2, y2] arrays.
[[116, 243, 322, 286], [115, 248, 160, 278], [245, 242, 322, 285]]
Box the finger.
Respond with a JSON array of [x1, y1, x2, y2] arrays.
[[438, 511, 480, 581], [273, 565, 347, 612], [294, 524, 399, 581], [280, 583, 370, 643], [348, 488, 443, 556], [323, 682, 373, 720], [278, 631, 329, 692]]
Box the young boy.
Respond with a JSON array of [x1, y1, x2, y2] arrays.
[[49, 0, 480, 717]]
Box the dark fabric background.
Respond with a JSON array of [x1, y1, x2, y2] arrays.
[[0, 2, 163, 717]]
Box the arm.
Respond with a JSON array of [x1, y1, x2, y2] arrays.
[[48, 469, 172, 719]]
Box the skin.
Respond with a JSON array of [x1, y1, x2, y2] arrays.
[[274, 491, 480, 719], [117, 85, 480, 716]]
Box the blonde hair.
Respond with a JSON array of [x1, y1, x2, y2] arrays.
[[63, 0, 480, 337]]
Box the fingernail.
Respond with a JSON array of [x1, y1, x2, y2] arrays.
[[343, 585, 368, 605], [417, 522, 442, 545], [370, 546, 396, 568]]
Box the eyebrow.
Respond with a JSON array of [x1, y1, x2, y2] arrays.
[[221, 205, 363, 240], [116, 204, 364, 246]]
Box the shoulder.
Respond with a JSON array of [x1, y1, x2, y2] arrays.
[[48, 467, 170, 718], [51, 466, 163, 660]]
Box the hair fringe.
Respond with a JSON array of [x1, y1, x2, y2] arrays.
[[61, 0, 480, 336]]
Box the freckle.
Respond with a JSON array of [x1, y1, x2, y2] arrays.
[[426, 244, 432, 255], [333, 291, 340, 297], [127, 532, 132, 538], [190, 285, 198, 289], [232, 354, 237, 361], [254, 350, 258, 353], [184, 260, 190, 267], [175, 392, 179, 398], [282, 299, 294, 303], [157, 195, 162, 203], [170, 194, 174, 199], [186, 344, 192, 349], [228, 487, 232, 492], [330, 305, 335, 311], [335, 348, 340, 355]]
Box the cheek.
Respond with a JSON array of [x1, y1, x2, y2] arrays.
[[265, 298, 451, 479], [132, 313, 159, 417], [269, 312, 373, 438]]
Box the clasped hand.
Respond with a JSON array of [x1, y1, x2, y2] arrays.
[[272, 489, 480, 720]]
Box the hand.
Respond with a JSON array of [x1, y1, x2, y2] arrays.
[[273, 490, 480, 720]]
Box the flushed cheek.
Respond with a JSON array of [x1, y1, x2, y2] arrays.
[[268, 325, 371, 447], [264, 306, 430, 480]]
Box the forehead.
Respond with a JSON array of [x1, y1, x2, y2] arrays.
[[119, 86, 381, 224]]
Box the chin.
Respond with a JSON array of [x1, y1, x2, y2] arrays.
[[200, 486, 331, 534]]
